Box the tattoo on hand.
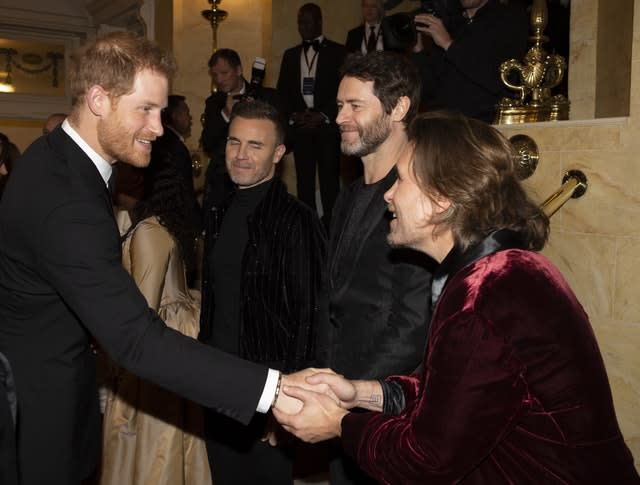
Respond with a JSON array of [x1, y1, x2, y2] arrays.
[[367, 394, 381, 405]]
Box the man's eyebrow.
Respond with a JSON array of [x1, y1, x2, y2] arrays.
[[338, 97, 366, 104]]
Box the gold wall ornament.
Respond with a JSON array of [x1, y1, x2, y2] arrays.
[[0, 48, 16, 93], [509, 134, 539, 180], [202, 0, 228, 53], [540, 170, 588, 217], [495, 0, 570, 124], [201, 0, 229, 94]]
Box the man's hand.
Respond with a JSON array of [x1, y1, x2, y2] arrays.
[[303, 111, 326, 129], [414, 13, 453, 50], [223, 91, 241, 118], [260, 414, 292, 447], [305, 372, 358, 408], [290, 111, 326, 129], [272, 385, 348, 443], [307, 374, 384, 412], [273, 368, 339, 414]]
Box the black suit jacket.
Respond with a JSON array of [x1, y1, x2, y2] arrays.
[[276, 38, 346, 123], [201, 177, 327, 372], [345, 24, 385, 53], [0, 127, 268, 485], [323, 168, 433, 380]]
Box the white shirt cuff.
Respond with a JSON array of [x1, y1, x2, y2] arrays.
[[256, 368, 280, 413]]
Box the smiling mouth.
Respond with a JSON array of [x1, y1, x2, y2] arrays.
[[136, 138, 154, 149], [384, 208, 396, 222]]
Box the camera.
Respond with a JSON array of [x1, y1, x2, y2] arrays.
[[420, 0, 442, 17], [382, 0, 453, 50], [232, 57, 266, 101]]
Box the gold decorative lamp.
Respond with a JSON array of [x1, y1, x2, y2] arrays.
[[0, 48, 16, 93], [495, 0, 570, 124], [202, 0, 228, 54]]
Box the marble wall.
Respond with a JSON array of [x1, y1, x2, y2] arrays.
[[500, 115, 640, 465], [498, 1, 640, 458]]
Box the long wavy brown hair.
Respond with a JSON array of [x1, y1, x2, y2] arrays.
[[409, 111, 549, 251]]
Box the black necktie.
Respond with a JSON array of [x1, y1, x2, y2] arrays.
[[303, 39, 321, 53], [366, 26, 377, 53]]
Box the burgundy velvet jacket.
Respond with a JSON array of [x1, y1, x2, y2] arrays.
[[342, 237, 639, 484]]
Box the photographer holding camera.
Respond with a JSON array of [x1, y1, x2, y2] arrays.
[[411, 0, 528, 122]]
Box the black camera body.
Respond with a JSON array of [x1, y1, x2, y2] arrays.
[[382, 0, 454, 50], [420, 0, 442, 17]]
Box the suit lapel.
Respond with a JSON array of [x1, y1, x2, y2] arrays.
[[329, 171, 395, 293], [50, 127, 115, 216]]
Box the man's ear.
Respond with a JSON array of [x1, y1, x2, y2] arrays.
[[86, 85, 110, 117], [273, 144, 286, 165], [391, 96, 411, 122]]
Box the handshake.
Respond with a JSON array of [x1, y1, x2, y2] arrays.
[[269, 368, 383, 443]]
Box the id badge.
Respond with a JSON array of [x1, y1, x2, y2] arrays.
[[303, 77, 315, 95]]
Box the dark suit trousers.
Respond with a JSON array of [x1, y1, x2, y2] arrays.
[[204, 410, 293, 485], [292, 124, 340, 222]]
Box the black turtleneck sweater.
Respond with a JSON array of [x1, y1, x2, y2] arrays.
[[209, 178, 274, 355]]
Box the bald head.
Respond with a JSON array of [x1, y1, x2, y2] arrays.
[[43, 113, 67, 135]]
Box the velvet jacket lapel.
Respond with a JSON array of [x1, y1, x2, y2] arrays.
[[431, 229, 526, 311]]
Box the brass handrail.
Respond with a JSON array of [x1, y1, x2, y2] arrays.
[[540, 170, 588, 217]]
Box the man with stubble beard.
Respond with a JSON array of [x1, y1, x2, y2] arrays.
[[320, 51, 434, 485], [0, 32, 325, 485]]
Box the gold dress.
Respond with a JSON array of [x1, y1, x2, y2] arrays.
[[100, 216, 212, 485]]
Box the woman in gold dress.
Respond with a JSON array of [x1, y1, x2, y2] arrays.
[[100, 154, 211, 485]]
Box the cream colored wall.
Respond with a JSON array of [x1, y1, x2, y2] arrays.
[[497, 2, 640, 464]]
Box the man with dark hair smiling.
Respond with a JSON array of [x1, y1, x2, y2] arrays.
[[321, 50, 433, 485], [202, 49, 282, 210], [275, 111, 640, 485], [200, 99, 326, 484]]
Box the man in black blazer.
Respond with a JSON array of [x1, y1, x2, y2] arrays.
[[0, 32, 312, 485], [201, 99, 327, 485], [153, 94, 201, 233], [321, 51, 433, 485], [201, 49, 283, 211], [276, 3, 346, 225], [345, 0, 386, 54]]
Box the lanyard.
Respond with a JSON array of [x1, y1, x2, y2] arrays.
[[304, 49, 319, 74]]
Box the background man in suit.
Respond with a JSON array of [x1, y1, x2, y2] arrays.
[[277, 3, 346, 225], [152, 94, 201, 234], [321, 51, 433, 484], [201, 49, 282, 211], [345, 0, 386, 54], [201, 99, 326, 484], [0, 32, 318, 485]]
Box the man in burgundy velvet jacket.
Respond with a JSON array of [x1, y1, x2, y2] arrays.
[[275, 112, 640, 484]]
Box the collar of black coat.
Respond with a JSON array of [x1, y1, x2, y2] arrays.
[[430, 229, 526, 311]]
